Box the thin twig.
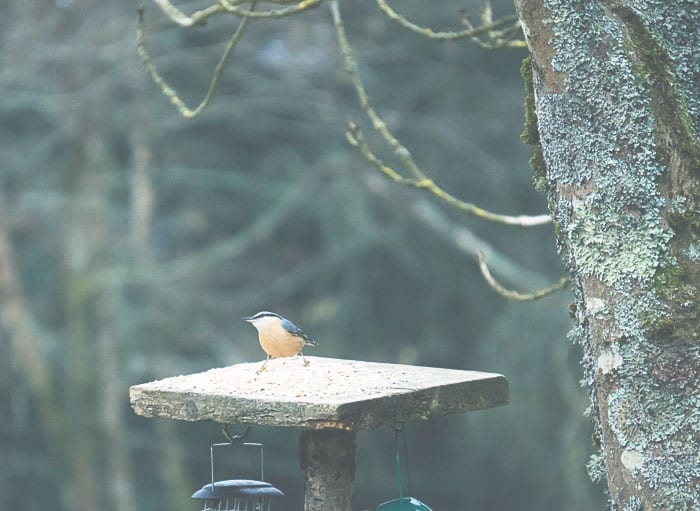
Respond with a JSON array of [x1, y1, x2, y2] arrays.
[[217, 0, 322, 18], [376, 0, 520, 42], [477, 250, 569, 300], [137, 3, 255, 118], [461, 6, 526, 50], [150, 0, 225, 27], [345, 123, 551, 226], [331, 1, 425, 180]]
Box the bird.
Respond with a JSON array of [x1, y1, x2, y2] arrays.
[[242, 311, 318, 372]]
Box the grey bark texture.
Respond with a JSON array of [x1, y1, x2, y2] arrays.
[[515, 1, 700, 509], [299, 429, 355, 511]]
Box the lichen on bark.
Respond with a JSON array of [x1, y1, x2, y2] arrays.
[[516, 0, 700, 508]]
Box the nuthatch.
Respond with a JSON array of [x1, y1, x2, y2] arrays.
[[242, 311, 318, 372]]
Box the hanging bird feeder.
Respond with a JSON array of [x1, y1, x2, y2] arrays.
[[192, 427, 284, 511], [376, 424, 432, 511]]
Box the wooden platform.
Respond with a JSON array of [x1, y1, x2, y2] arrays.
[[129, 356, 509, 430]]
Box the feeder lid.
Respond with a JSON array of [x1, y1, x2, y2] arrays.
[[236, 486, 285, 498], [377, 497, 432, 511], [192, 479, 283, 499]]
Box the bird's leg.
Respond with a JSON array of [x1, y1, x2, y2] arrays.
[[300, 352, 310, 366], [257, 355, 271, 373]]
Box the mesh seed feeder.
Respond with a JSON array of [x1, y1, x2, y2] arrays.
[[192, 431, 284, 511]]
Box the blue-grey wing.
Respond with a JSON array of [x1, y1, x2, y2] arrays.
[[281, 318, 318, 346]]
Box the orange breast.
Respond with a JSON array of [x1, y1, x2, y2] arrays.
[[258, 322, 304, 358]]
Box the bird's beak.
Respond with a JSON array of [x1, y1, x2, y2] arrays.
[[242, 317, 253, 322]]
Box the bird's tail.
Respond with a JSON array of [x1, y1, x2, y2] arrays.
[[303, 336, 318, 347]]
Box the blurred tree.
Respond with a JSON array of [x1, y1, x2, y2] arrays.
[[135, 0, 699, 509], [0, 1, 608, 511], [517, 1, 699, 509]]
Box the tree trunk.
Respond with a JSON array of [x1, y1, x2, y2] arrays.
[[516, 1, 700, 509]]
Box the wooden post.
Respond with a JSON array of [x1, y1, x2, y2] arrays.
[[300, 429, 355, 511], [129, 357, 509, 508]]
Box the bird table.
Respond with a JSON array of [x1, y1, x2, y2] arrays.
[[129, 356, 509, 511]]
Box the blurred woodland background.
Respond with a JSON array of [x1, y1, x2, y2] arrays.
[[1, 0, 606, 510]]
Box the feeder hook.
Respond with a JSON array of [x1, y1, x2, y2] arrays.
[[222, 424, 252, 444]]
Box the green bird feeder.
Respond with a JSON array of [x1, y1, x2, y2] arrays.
[[376, 425, 432, 511], [378, 498, 432, 511]]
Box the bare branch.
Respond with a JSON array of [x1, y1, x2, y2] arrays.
[[460, 3, 526, 50], [345, 123, 550, 226], [148, 0, 225, 27], [376, 0, 523, 47], [345, 124, 550, 227], [331, 1, 549, 226], [361, 170, 557, 288], [477, 250, 568, 300], [331, 3, 425, 181], [217, 0, 322, 18], [137, 3, 254, 118]]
